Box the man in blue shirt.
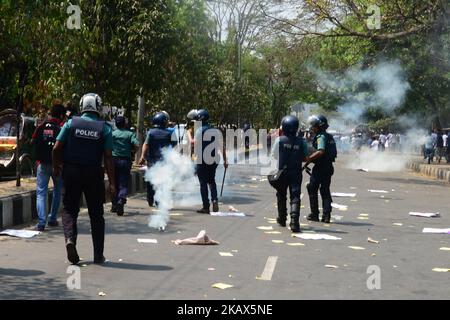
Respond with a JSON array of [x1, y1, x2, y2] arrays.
[[53, 93, 115, 265]]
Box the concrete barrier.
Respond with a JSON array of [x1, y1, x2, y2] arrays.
[[0, 169, 146, 230], [407, 161, 450, 183]]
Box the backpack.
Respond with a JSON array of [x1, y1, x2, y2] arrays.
[[35, 121, 61, 164]]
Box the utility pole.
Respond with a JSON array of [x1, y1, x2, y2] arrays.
[[15, 66, 27, 187]]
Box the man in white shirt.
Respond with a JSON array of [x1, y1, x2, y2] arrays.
[[443, 130, 449, 163], [379, 132, 387, 151]]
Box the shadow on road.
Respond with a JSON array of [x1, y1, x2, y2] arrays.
[[0, 267, 45, 277], [0, 268, 85, 299], [369, 176, 446, 187], [332, 221, 373, 227], [98, 262, 173, 271]]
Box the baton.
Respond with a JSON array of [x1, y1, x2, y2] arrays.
[[302, 164, 311, 176], [220, 166, 227, 197]]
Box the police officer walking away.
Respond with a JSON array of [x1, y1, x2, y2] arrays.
[[305, 115, 337, 224], [139, 112, 175, 207], [111, 116, 139, 215], [53, 93, 115, 265], [271, 115, 308, 232], [193, 109, 228, 214]]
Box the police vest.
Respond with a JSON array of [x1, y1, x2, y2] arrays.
[[63, 117, 104, 167], [313, 132, 337, 164], [35, 120, 61, 164], [278, 135, 305, 170], [146, 128, 172, 163]]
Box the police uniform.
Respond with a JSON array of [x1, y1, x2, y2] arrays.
[[307, 132, 334, 222], [112, 126, 139, 212], [272, 134, 308, 229], [57, 113, 113, 260], [195, 123, 220, 212], [144, 127, 174, 206]]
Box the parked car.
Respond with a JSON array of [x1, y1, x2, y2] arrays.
[[0, 109, 36, 179]]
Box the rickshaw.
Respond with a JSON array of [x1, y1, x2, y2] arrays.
[[0, 109, 36, 179]]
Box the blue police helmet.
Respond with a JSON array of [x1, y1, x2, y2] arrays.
[[115, 116, 126, 128], [308, 114, 329, 130], [196, 109, 209, 122], [152, 112, 169, 128], [281, 115, 299, 136]]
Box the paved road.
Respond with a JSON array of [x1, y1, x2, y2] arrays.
[[0, 155, 449, 300]]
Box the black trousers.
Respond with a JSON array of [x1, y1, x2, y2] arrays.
[[197, 164, 218, 208], [276, 169, 302, 206], [62, 164, 105, 257], [307, 163, 334, 214], [113, 157, 132, 205]]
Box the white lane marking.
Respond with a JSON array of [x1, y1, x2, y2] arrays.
[[259, 256, 278, 281]]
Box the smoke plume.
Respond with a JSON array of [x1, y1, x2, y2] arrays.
[[145, 148, 198, 230]]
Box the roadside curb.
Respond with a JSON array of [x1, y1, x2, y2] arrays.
[[407, 161, 450, 183], [0, 169, 145, 230]]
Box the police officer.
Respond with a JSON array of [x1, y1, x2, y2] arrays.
[[139, 112, 175, 207], [111, 116, 139, 215], [271, 115, 308, 232], [52, 93, 115, 265], [193, 109, 228, 214], [305, 115, 337, 224]]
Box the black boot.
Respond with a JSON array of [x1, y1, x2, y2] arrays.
[[197, 205, 210, 214], [321, 198, 332, 223], [289, 203, 301, 233], [307, 194, 320, 222], [66, 239, 80, 265], [116, 198, 125, 216], [212, 200, 219, 213], [276, 199, 287, 227]]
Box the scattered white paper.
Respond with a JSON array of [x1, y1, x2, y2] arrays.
[[422, 228, 450, 234], [271, 240, 284, 244], [210, 211, 246, 217], [219, 252, 233, 257], [432, 268, 450, 272], [291, 233, 341, 240], [286, 243, 305, 246], [331, 203, 348, 211], [325, 265, 339, 269], [357, 168, 369, 172], [367, 237, 379, 244], [368, 189, 389, 193], [332, 193, 356, 198], [348, 246, 365, 250], [212, 283, 234, 290], [265, 231, 282, 234], [137, 239, 158, 244], [0, 229, 40, 238], [409, 212, 440, 218], [257, 226, 273, 231]]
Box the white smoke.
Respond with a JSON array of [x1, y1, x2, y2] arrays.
[[145, 148, 198, 230], [311, 61, 410, 125]]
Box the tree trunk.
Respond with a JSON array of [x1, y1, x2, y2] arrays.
[[135, 92, 145, 164]]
